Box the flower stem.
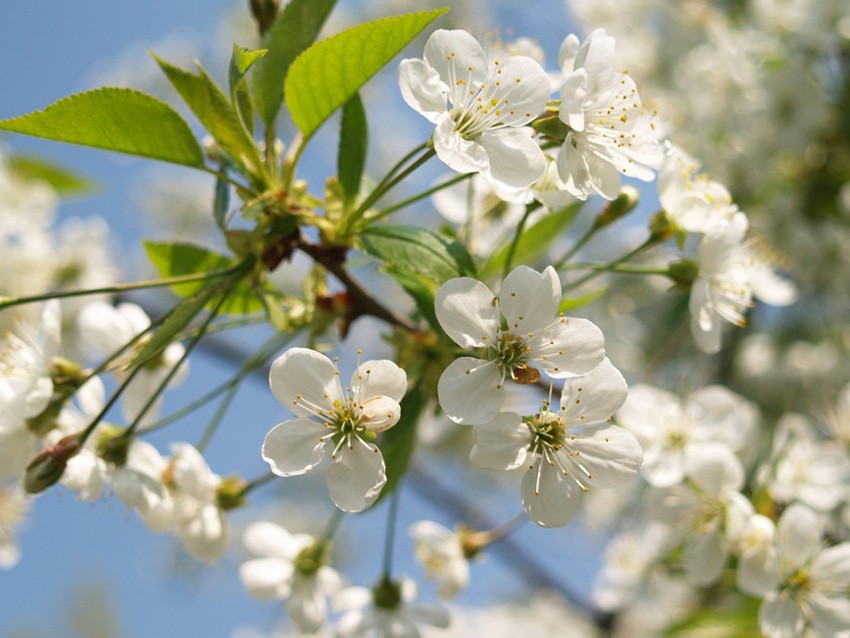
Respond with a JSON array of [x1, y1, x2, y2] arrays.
[[241, 470, 276, 495], [0, 268, 240, 312], [502, 201, 542, 279], [381, 484, 403, 579], [320, 508, 344, 542], [371, 172, 472, 222], [562, 236, 661, 292]]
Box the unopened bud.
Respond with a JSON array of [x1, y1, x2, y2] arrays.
[[594, 186, 639, 229], [293, 541, 329, 576], [24, 434, 81, 494], [249, 0, 280, 35], [215, 475, 249, 511], [649, 210, 676, 242]]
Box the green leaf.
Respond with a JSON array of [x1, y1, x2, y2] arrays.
[[558, 286, 608, 313], [481, 201, 583, 277], [338, 93, 368, 207], [0, 88, 204, 167], [229, 44, 267, 136], [7, 155, 96, 196], [377, 387, 426, 503], [383, 267, 440, 331], [285, 8, 447, 138], [359, 224, 476, 283], [213, 174, 231, 231], [153, 55, 263, 173], [252, 0, 337, 127], [130, 283, 221, 370], [144, 241, 264, 315]]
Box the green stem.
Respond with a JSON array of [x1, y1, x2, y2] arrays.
[[561, 262, 670, 276], [381, 484, 403, 578], [199, 165, 251, 192], [0, 268, 239, 312], [553, 222, 601, 270], [196, 383, 238, 453], [121, 288, 233, 439], [502, 201, 541, 279], [487, 512, 528, 543], [241, 470, 276, 495], [320, 508, 344, 542], [371, 172, 472, 222], [78, 365, 145, 445], [563, 236, 661, 293], [351, 147, 436, 223]]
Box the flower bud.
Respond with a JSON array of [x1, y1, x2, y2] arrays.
[[24, 434, 81, 494], [649, 210, 676, 242], [594, 186, 639, 229], [249, 0, 280, 34]]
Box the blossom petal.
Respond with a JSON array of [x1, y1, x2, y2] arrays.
[[559, 357, 627, 424], [759, 594, 804, 638], [686, 444, 745, 495], [521, 457, 580, 527], [360, 396, 402, 433], [684, 530, 726, 585], [326, 438, 386, 512], [423, 29, 488, 94], [269, 348, 339, 417], [478, 128, 546, 190], [262, 417, 329, 477], [239, 557, 293, 600], [406, 603, 451, 628], [398, 58, 448, 123], [809, 594, 850, 636], [564, 424, 642, 489], [351, 359, 407, 404], [433, 114, 490, 175], [811, 543, 850, 585], [489, 55, 550, 127], [243, 521, 308, 559], [435, 278, 499, 349], [470, 413, 530, 470], [776, 504, 823, 571], [499, 265, 560, 335], [288, 574, 328, 634], [437, 357, 502, 424], [532, 316, 605, 378]]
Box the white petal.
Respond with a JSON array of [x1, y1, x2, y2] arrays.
[[239, 557, 293, 600], [737, 548, 780, 597], [750, 268, 796, 306], [423, 29, 488, 93], [76, 376, 105, 419], [435, 277, 499, 349], [433, 114, 489, 175], [351, 359, 407, 404], [641, 446, 687, 487], [686, 444, 745, 495], [359, 396, 402, 433], [470, 413, 530, 470], [811, 543, 850, 585], [532, 316, 605, 379], [262, 417, 329, 477], [564, 424, 642, 489], [809, 594, 850, 636], [499, 265, 560, 335], [398, 58, 448, 123], [689, 277, 723, 354], [269, 348, 339, 418], [559, 70, 588, 131], [437, 357, 502, 424], [326, 438, 386, 512], [521, 457, 580, 527], [759, 594, 804, 638], [559, 357, 627, 424], [478, 128, 546, 190], [684, 530, 726, 585], [776, 504, 823, 571], [180, 503, 230, 563], [243, 521, 306, 559], [406, 603, 451, 628], [288, 575, 328, 634]]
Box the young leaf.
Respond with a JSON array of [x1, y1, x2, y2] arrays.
[[358, 224, 476, 283], [228, 44, 268, 95], [129, 283, 221, 370], [376, 387, 426, 502], [481, 201, 583, 277], [213, 174, 231, 231], [252, 0, 337, 128], [559, 286, 608, 313], [153, 55, 263, 174], [144, 240, 264, 314], [285, 8, 448, 139], [0, 88, 204, 167], [338, 93, 368, 206], [7, 155, 96, 196]]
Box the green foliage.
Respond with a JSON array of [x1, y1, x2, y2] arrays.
[[481, 202, 583, 277], [153, 56, 263, 175], [252, 0, 337, 128], [559, 286, 609, 313], [338, 93, 368, 207], [7, 155, 95, 196], [665, 595, 761, 637], [284, 8, 448, 139], [0, 88, 204, 167], [377, 386, 426, 503], [129, 283, 221, 370], [144, 241, 264, 315], [359, 224, 476, 282], [228, 44, 268, 135]]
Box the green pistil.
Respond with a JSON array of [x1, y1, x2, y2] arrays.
[[490, 331, 530, 379], [525, 412, 566, 452]]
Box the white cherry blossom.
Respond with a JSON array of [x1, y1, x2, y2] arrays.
[[470, 358, 642, 527], [399, 29, 549, 190], [556, 29, 663, 200], [436, 265, 605, 424], [0, 482, 29, 569], [409, 520, 470, 599], [617, 383, 759, 487], [239, 521, 342, 634], [690, 212, 796, 354], [263, 348, 407, 512]]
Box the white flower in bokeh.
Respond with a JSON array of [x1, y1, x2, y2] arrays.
[[0, 160, 57, 235], [399, 29, 549, 190], [263, 348, 407, 512], [556, 29, 663, 200], [409, 520, 470, 599], [690, 212, 796, 354], [471, 358, 642, 527], [0, 482, 29, 569], [436, 265, 604, 424], [240, 521, 342, 634], [616, 383, 759, 487]]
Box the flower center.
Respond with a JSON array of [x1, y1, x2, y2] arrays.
[[490, 331, 539, 383], [526, 411, 566, 452]]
